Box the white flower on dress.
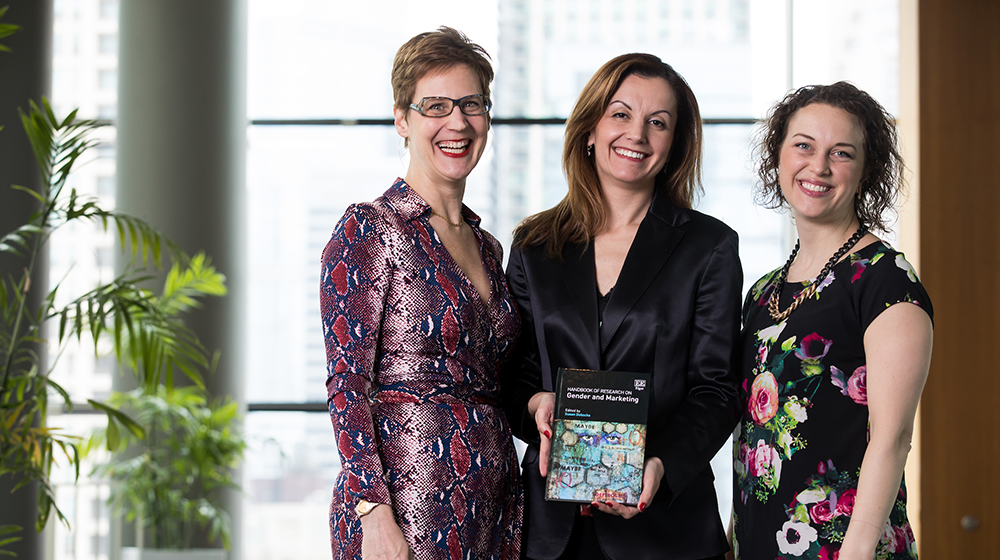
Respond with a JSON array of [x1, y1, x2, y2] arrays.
[[815, 271, 835, 295], [783, 397, 808, 423], [758, 320, 787, 344], [776, 520, 818, 556], [796, 487, 827, 505], [895, 254, 918, 282], [777, 430, 794, 457]]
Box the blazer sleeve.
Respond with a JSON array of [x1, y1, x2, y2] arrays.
[[502, 244, 545, 445], [320, 204, 393, 508], [648, 228, 743, 503]]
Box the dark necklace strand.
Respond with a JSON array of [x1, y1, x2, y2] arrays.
[[768, 225, 868, 322]]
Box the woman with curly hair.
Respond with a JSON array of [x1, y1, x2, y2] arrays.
[[731, 82, 933, 560]]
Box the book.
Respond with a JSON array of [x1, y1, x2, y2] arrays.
[[545, 367, 652, 505]]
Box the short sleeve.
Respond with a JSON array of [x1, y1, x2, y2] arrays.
[[851, 246, 934, 333]]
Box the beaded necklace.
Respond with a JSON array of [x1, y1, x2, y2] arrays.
[[767, 225, 868, 322]]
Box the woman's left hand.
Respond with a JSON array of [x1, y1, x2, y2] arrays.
[[590, 457, 664, 519]]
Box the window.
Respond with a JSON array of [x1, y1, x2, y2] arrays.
[[45, 1, 902, 558], [97, 104, 115, 119], [97, 69, 116, 90], [99, 0, 118, 20], [245, 3, 901, 556], [96, 175, 115, 196], [98, 33, 117, 54]]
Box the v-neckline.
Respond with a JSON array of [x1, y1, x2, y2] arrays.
[[426, 219, 494, 309]]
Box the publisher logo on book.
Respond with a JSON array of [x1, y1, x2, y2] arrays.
[[635, 379, 646, 391]]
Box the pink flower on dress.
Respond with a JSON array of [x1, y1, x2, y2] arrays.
[[819, 544, 840, 560], [809, 500, 835, 524], [750, 372, 780, 425], [835, 488, 856, 516], [847, 366, 868, 405], [795, 332, 833, 361], [893, 526, 910, 553], [749, 440, 779, 480], [748, 442, 769, 477], [851, 259, 868, 283], [880, 522, 909, 553]]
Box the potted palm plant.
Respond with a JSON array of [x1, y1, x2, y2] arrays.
[[87, 254, 243, 559], [91, 383, 245, 559], [0, 10, 230, 555]]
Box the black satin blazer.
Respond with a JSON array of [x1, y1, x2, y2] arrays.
[[503, 191, 743, 560]]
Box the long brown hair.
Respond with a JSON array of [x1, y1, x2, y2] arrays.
[[514, 53, 702, 258]]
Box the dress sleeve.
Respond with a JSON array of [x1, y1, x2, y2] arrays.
[[852, 246, 934, 332], [320, 204, 393, 507]]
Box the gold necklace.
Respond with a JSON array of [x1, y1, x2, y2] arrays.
[[430, 210, 464, 227], [767, 226, 867, 322]]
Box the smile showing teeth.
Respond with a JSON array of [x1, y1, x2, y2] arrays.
[[614, 147, 648, 160], [438, 140, 470, 154], [799, 180, 831, 193]]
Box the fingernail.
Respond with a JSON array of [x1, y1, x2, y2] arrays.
[[591, 501, 601, 508], [543, 430, 551, 438], [638, 501, 646, 512], [605, 501, 614, 507]]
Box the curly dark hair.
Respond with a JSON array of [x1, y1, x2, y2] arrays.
[[754, 81, 904, 233]]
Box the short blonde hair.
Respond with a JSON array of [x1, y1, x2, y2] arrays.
[[391, 27, 493, 119]]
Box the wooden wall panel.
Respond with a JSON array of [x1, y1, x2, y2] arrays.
[[918, 0, 1000, 558]]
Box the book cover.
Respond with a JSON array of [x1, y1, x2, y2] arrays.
[[544, 367, 652, 505]]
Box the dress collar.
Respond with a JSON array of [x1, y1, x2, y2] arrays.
[[387, 178, 482, 228]]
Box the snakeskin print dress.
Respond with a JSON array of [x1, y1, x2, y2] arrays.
[[320, 179, 523, 560]]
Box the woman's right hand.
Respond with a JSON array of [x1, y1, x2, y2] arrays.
[[360, 504, 413, 560], [528, 391, 556, 477]]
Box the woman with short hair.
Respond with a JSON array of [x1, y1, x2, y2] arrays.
[[321, 27, 522, 560]]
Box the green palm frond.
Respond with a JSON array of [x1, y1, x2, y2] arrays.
[[2, 94, 228, 555], [0, 6, 19, 54]]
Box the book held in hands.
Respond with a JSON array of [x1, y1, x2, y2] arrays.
[[545, 367, 651, 505]]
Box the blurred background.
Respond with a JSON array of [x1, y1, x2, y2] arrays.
[[10, 0, 994, 559]]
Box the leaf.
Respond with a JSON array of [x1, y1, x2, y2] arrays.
[[8, 183, 47, 203], [88, 399, 145, 440], [105, 418, 120, 450], [781, 336, 797, 352], [0, 526, 21, 537], [43, 380, 72, 412]]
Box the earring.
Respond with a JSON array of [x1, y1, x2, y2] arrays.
[[587, 144, 594, 157]]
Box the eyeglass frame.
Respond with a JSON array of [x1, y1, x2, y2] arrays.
[[408, 94, 493, 118]]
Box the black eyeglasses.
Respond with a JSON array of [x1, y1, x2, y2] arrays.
[[409, 94, 492, 118]]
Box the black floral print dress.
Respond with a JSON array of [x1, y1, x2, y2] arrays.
[[733, 241, 932, 560]]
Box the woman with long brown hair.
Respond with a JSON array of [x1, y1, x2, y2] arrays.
[[503, 53, 742, 560]]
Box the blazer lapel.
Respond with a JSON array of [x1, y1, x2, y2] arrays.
[[560, 240, 601, 358], [600, 198, 686, 352]]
